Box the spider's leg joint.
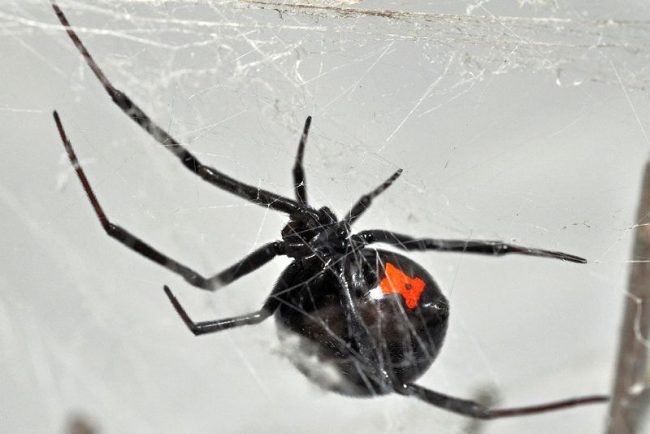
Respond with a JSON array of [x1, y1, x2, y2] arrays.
[[163, 285, 200, 335], [495, 243, 510, 255], [185, 273, 212, 290]]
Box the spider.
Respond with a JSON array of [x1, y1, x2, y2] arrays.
[[51, 3, 608, 419]]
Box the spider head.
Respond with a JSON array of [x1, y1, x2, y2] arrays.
[[312, 222, 351, 257], [282, 206, 340, 258]]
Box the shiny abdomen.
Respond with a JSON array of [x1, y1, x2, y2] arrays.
[[274, 249, 449, 396]]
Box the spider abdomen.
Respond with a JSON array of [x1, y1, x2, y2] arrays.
[[274, 249, 449, 396]]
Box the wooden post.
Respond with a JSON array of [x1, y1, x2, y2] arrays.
[[607, 163, 650, 433]]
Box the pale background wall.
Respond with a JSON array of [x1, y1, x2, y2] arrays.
[[1, 1, 648, 433]]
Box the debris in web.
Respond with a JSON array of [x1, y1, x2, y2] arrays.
[[244, 0, 650, 91]]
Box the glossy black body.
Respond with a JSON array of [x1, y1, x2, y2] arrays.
[[275, 249, 449, 396]]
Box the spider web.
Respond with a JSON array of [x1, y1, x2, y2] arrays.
[[0, 0, 648, 433]]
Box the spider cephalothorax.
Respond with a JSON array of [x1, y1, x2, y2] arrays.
[[281, 206, 345, 258], [52, 2, 608, 420]]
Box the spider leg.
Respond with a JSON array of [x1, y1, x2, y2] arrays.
[[51, 3, 306, 216], [328, 263, 393, 394], [162, 261, 301, 335], [329, 263, 377, 362], [344, 169, 402, 226], [395, 383, 608, 419], [54, 111, 285, 290], [293, 116, 311, 205], [353, 230, 587, 263], [204, 241, 286, 289], [163, 286, 279, 335]]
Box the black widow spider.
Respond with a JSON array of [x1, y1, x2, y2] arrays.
[[51, 3, 608, 420]]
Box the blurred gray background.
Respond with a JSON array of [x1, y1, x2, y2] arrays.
[[1, 0, 649, 432]]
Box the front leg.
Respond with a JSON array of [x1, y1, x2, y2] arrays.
[[354, 230, 586, 263], [52, 6, 306, 215], [292, 116, 311, 205]]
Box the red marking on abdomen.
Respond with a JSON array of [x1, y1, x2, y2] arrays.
[[379, 263, 425, 309]]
